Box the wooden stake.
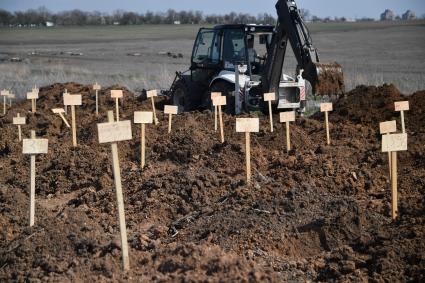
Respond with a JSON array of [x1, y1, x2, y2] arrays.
[[59, 112, 71, 128], [71, 105, 77, 146], [13, 113, 26, 141], [219, 106, 224, 143], [3, 95, 6, 115], [18, 113, 22, 141], [214, 106, 218, 132], [395, 101, 409, 134], [245, 132, 251, 183], [29, 131, 36, 227], [268, 101, 273, 132], [151, 97, 158, 125], [280, 111, 295, 152], [107, 111, 130, 271], [168, 114, 172, 134], [264, 93, 276, 132], [391, 151, 398, 220], [400, 111, 405, 133], [95, 89, 99, 116], [141, 123, 146, 168], [286, 121, 291, 151], [387, 133, 392, 181], [325, 111, 330, 145], [164, 105, 178, 134], [321, 103, 333, 145], [115, 97, 120, 121]]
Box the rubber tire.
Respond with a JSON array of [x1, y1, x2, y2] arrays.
[[171, 80, 188, 113], [210, 80, 235, 115]]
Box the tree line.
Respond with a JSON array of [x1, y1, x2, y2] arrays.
[[0, 7, 277, 26]]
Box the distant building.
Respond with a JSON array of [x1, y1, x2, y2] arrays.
[[45, 21, 54, 27], [380, 9, 395, 21], [402, 10, 416, 21]]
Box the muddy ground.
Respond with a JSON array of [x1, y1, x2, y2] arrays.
[[0, 83, 423, 282]]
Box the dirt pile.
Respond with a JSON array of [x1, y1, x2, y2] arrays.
[[0, 83, 424, 282]]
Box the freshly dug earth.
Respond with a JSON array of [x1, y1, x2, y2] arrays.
[[0, 83, 423, 282]]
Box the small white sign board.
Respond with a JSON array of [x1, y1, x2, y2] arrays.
[[0, 90, 9, 96], [23, 139, 49, 154], [147, 90, 157, 98], [394, 101, 409, 112], [164, 105, 178, 115], [93, 83, 101, 91], [379, 121, 397, 134], [27, 92, 38, 100], [213, 96, 227, 106], [211, 92, 221, 99], [52, 108, 65, 114], [236, 118, 260, 133], [13, 117, 26, 125], [382, 133, 407, 152], [264, 92, 276, 101], [134, 111, 153, 124], [98, 120, 132, 144], [320, 103, 333, 112], [280, 111, 296, 123], [111, 90, 123, 98], [63, 94, 82, 106]]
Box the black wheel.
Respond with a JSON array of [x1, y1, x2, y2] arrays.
[[210, 80, 235, 115], [171, 80, 188, 113]]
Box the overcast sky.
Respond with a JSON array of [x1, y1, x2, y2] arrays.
[[1, 0, 424, 19]]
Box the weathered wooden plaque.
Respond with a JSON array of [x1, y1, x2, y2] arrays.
[[111, 90, 123, 98], [27, 92, 38, 100], [382, 133, 407, 152], [320, 103, 333, 112], [394, 101, 409, 112], [211, 92, 221, 99], [280, 111, 296, 123], [379, 121, 397, 135], [52, 108, 65, 114], [98, 120, 132, 144], [13, 116, 26, 125], [164, 105, 178, 115], [264, 92, 276, 101], [64, 94, 82, 106], [134, 111, 153, 124], [22, 139, 49, 154], [213, 96, 227, 106], [236, 118, 260, 133], [93, 83, 101, 91], [147, 90, 157, 98]]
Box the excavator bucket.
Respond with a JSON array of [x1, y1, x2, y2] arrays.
[[312, 62, 345, 96]]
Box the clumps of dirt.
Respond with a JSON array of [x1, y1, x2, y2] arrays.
[[0, 82, 424, 282], [314, 62, 345, 95]]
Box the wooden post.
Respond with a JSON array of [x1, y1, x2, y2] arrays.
[[64, 94, 82, 147], [264, 93, 276, 132], [382, 132, 407, 220], [1, 90, 9, 115], [320, 103, 333, 145], [147, 90, 159, 125], [52, 108, 71, 128], [111, 90, 123, 122], [380, 121, 397, 181], [280, 111, 295, 152], [236, 118, 260, 184], [394, 101, 409, 134], [134, 111, 153, 169], [27, 91, 38, 114], [211, 92, 221, 132], [93, 83, 101, 116], [13, 113, 26, 141], [8, 93, 15, 106], [212, 96, 227, 143], [63, 89, 68, 115], [22, 130, 48, 227], [97, 112, 133, 271], [164, 105, 178, 134]]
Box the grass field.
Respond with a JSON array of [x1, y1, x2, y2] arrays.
[[0, 21, 424, 98]]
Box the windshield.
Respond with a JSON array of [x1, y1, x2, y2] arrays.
[[223, 29, 247, 70]]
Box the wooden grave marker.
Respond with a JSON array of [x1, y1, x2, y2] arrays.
[[93, 82, 101, 116], [22, 131, 48, 226], [394, 101, 409, 133], [380, 120, 397, 180], [13, 113, 26, 141], [32, 86, 39, 112], [212, 95, 227, 143], [111, 90, 123, 121], [382, 132, 407, 220], [1, 89, 9, 115], [63, 89, 69, 114], [280, 111, 296, 151], [134, 111, 153, 169], [97, 111, 132, 270], [27, 91, 39, 113], [52, 108, 71, 128], [64, 94, 82, 147], [320, 103, 333, 145], [236, 118, 260, 184], [164, 105, 178, 134], [147, 90, 159, 125], [8, 92, 15, 106], [211, 92, 221, 132], [264, 92, 276, 132]]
